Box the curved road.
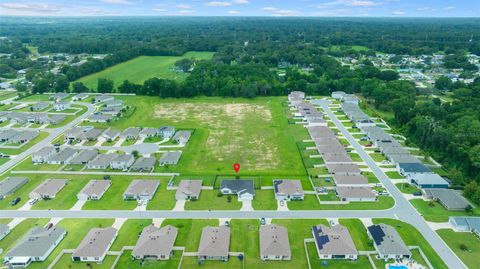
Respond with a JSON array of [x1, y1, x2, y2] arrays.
[[0, 102, 96, 175], [318, 100, 466, 269]]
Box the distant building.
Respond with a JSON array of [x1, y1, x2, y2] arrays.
[[159, 151, 182, 166], [120, 127, 140, 140], [158, 126, 175, 139], [53, 101, 70, 111], [172, 130, 192, 144], [336, 186, 376, 202], [123, 180, 160, 201], [94, 94, 114, 103], [29, 179, 68, 200], [0, 224, 10, 241], [72, 93, 89, 101], [87, 153, 119, 170], [408, 173, 449, 189], [449, 217, 480, 236], [130, 157, 156, 172], [422, 188, 470, 211], [0, 177, 28, 200], [110, 154, 135, 170], [32, 146, 57, 164]]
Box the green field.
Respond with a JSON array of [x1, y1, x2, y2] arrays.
[[83, 96, 307, 176], [437, 229, 480, 269], [76, 51, 215, 89], [410, 199, 480, 222]]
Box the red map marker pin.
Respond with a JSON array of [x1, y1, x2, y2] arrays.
[[233, 163, 241, 173]]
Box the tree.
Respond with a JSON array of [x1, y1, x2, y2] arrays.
[[435, 76, 452, 91], [464, 181, 478, 198], [72, 82, 89, 93], [227, 195, 232, 203], [97, 78, 114, 93], [54, 76, 69, 92], [465, 205, 473, 213], [132, 150, 139, 158], [175, 58, 194, 72]]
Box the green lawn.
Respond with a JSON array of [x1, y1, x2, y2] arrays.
[[31, 177, 90, 210], [184, 190, 242, 210], [369, 153, 387, 162], [252, 190, 278, 210], [110, 219, 152, 251], [52, 254, 116, 269], [318, 196, 394, 210], [338, 219, 375, 251], [437, 229, 480, 269], [410, 199, 480, 222], [288, 194, 320, 210], [372, 218, 447, 269], [160, 219, 219, 251], [396, 183, 420, 194], [385, 171, 404, 179], [76, 51, 215, 89], [146, 183, 176, 210]]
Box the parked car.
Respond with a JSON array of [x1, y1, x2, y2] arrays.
[[10, 197, 21, 206], [224, 221, 230, 227], [413, 191, 423, 196], [365, 144, 373, 147], [260, 218, 266, 225], [28, 198, 38, 205]]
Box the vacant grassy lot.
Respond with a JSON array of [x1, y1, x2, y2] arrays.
[[396, 183, 420, 194], [184, 190, 242, 210], [410, 199, 480, 222], [372, 218, 447, 269], [437, 229, 479, 269], [76, 51, 215, 89], [84, 96, 307, 176]]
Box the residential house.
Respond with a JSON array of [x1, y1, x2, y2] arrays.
[[53, 101, 70, 111], [259, 224, 291, 261], [0, 177, 28, 200], [87, 114, 113, 123], [100, 106, 122, 116], [87, 153, 119, 169], [72, 227, 117, 262], [397, 162, 431, 177], [123, 180, 160, 201], [173, 130, 192, 144], [64, 127, 85, 142], [367, 224, 412, 260], [408, 173, 449, 189], [422, 188, 470, 211], [9, 131, 38, 144], [449, 217, 480, 236], [159, 151, 182, 166], [322, 153, 353, 164], [110, 154, 135, 170], [104, 99, 124, 108], [312, 224, 358, 260], [31, 102, 49, 111], [197, 226, 230, 261], [80, 128, 104, 141], [94, 94, 114, 103], [47, 148, 77, 164], [102, 129, 120, 141], [77, 180, 111, 201], [332, 175, 369, 187], [130, 157, 156, 172], [68, 150, 98, 165], [4, 226, 66, 266], [32, 147, 57, 164], [29, 179, 68, 200], [175, 180, 202, 200], [336, 186, 376, 202], [50, 92, 69, 102], [139, 127, 158, 139], [325, 163, 361, 176], [132, 225, 178, 260], [158, 126, 175, 139], [72, 93, 89, 101], [220, 179, 255, 201], [273, 179, 304, 201], [331, 91, 346, 99], [120, 127, 140, 140]]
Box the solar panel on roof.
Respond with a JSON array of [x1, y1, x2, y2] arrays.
[[368, 225, 385, 246]]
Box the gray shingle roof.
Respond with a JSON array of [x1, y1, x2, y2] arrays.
[[30, 179, 67, 199], [69, 150, 98, 165], [423, 188, 470, 210], [0, 177, 28, 198], [48, 148, 77, 163], [72, 227, 117, 258], [220, 179, 255, 196], [260, 224, 291, 257], [78, 180, 111, 198], [333, 175, 368, 186], [312, 224, 358, 256], [5, 226, 66, 259], [336, 186, 376, 199], [87, 153, 119, 168], [159, 151, 182, 165], [368, 224, 411, 257], [131, 157, 156, 171], [325, 163, 361, 174], [124, 180, 160, 198], [132, 225, 178, 258], [273, 180, 304, 196], [198, 226, 230, 257], [176, 180, 202, 199]]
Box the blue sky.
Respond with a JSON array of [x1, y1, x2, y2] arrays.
[[0, 0, 478, 17]]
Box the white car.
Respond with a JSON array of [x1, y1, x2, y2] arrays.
[[28, 198, 38, 205]]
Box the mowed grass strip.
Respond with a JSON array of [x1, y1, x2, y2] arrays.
[[437, 229, 480, 269], [76, 51, 215, 89]]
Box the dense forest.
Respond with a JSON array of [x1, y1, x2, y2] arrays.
[[1, 17, 480, 186]]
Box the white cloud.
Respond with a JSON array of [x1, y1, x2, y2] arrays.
[[205, 1, 232, 7], [313, 0, 381, 9], [0, 2, 62, 13], [179, 9, 195, 14], [417, 7, 430, 11], [101, 0, 133, 5], [392, 10, 406, 15], [0, 2, 111, 16], [176, 4, 192, 9], [261, 7, 277, 11], [232, 0, 249, 4], [153, 8, 167, 12], [228, 10, 239, 14], [272, 9, 301, 16], [443, 6, 455, 10]]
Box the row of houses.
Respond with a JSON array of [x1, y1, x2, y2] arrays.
[[0, 129, 38, 144], [289, 92, 376, 202], [289, 91, 327, 127], [0, 111, 65, 125], [333, 92, 473, 211]]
